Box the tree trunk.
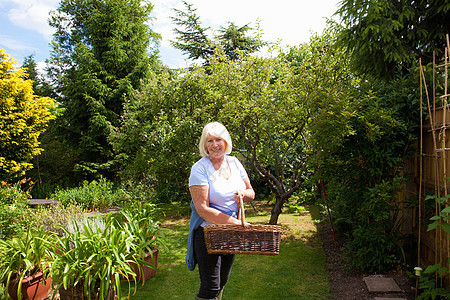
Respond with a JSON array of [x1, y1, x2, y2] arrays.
[[269, 195, 285, 225]]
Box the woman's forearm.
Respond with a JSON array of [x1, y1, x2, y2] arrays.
[[197, 206, 241, 225]]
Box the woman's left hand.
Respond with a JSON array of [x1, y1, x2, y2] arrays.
[[235, 178, 255, 204]]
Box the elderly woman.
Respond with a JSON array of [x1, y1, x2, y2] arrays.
[[186, 122, 255, 300]]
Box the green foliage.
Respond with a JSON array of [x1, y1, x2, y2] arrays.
[[29, 202, 86, 236], [284, 201, 307, 214], [48, 0, 160, 180], [170, 1, 211, 61], [336, 0, 450, 79], [416, 195, 450, 299], [110, 68, 209, 203], [21, 54, 55, 98], [417, 260, 450, 300], [0, 180, 31, 238], [317, 74, 418, 231], [0, 228, 53, 300], [49, 204, 165, 299], [0, 50, 56, 180], [114, 200, 168, 254], [315, 71, 418, 272], [49, 177, 129, 210], [208, 47, 309, 225], [215, 27, 356, 224], [0, 282, 6, 300], [112, 26, 358, 226], [26, 118, 80, 191], [217, 21, 265, 61], [50, 220, 136, 299], [346, 179, 406, 272], [425, 194, 450, 234]]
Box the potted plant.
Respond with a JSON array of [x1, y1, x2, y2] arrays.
[[117, 201, 167, 282], [0, 228, 53, 300], [49, 215, 151, 300]]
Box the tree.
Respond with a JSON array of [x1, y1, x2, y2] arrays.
[[48, 0, 160, 180], [22, 54, 58, 99], [170, 1, 264, 64], [113, 27, 357, 224], [21, 55, 39, 93], [212, 54, 311, 224], [336, 0, 450, 79], [217, 22, 264, 61], [212, 28, 358, 224], [0, 49, 55, 180], [110, 68, 213, 202], [170, 1, 212, 62]]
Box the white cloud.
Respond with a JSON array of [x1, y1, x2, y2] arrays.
[[6, 0, 58, 40]]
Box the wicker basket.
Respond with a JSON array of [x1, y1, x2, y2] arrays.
[[203, 194, 282, 255]]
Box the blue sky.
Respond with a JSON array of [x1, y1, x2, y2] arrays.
[[0, 0, 340, 70]]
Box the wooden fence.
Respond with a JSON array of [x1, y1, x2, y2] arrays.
[[399, 36, 449, 281]]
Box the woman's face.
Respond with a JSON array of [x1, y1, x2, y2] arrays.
[[206, 134, 226, 160]]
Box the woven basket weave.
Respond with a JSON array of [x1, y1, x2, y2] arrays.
[[204, 194, 282, 255]]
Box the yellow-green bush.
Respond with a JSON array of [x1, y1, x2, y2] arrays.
[[0, 49, 55, 180]]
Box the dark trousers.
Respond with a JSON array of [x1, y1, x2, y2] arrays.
[[194, 226, 235, 299]]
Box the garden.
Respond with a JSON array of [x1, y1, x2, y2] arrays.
[[0, 180, 418, 300], [1, 0, 449, 299]]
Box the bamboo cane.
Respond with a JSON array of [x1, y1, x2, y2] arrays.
[[445, 35, 449, 276], [432, 52, 440, 274], [418, 59, 423, 268], [433, 51, 440, 204], [420, 66, 438, 154], [434, 51, 436, 132], [421, 61, 441, 278], [440, 47, 447, 283]]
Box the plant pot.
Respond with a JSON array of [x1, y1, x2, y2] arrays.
[[7, 272, 52, 300], [58, 283, 116, 300], [129, 248, 159, 282]]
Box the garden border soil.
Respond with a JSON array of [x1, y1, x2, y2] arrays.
[[317, 219, 417, 300]]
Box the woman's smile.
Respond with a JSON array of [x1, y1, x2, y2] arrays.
[[206, 134, 226, 159]]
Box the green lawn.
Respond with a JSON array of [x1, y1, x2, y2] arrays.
[[120, 204, 331, 300]]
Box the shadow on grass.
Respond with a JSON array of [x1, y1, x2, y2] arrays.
[[120, 203, 331, 300]]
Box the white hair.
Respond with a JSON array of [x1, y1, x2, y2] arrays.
[[198, 122, 233, 157]]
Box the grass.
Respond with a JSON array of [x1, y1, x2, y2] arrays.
[[120, 202, 331, 300]]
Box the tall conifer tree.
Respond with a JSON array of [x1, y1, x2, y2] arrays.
[[48, 0, 160, 180], [336, 0, 450, 79]]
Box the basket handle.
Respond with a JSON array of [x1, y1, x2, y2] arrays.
[[238, 191, 246, 227]]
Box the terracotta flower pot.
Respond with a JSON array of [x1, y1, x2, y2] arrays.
[[129, 248, 159, 282], [7, 272, 52, 300], [58, 282, 116, 300]]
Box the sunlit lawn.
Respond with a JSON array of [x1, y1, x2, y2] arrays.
[[120, 203, 331, 300]]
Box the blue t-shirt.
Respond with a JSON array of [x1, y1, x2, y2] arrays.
[[189, 155, 248, 226]]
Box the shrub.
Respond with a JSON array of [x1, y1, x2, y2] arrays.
[[29, 202, 86, 236], [120, 177, 156, 203], [49, 177, 130, 210], [0, 50, 55, 180], [345, 179, 405, 272], [0, 180, 31, 238], [417, 261, 450, 300], [315, 75, 418, 272]]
